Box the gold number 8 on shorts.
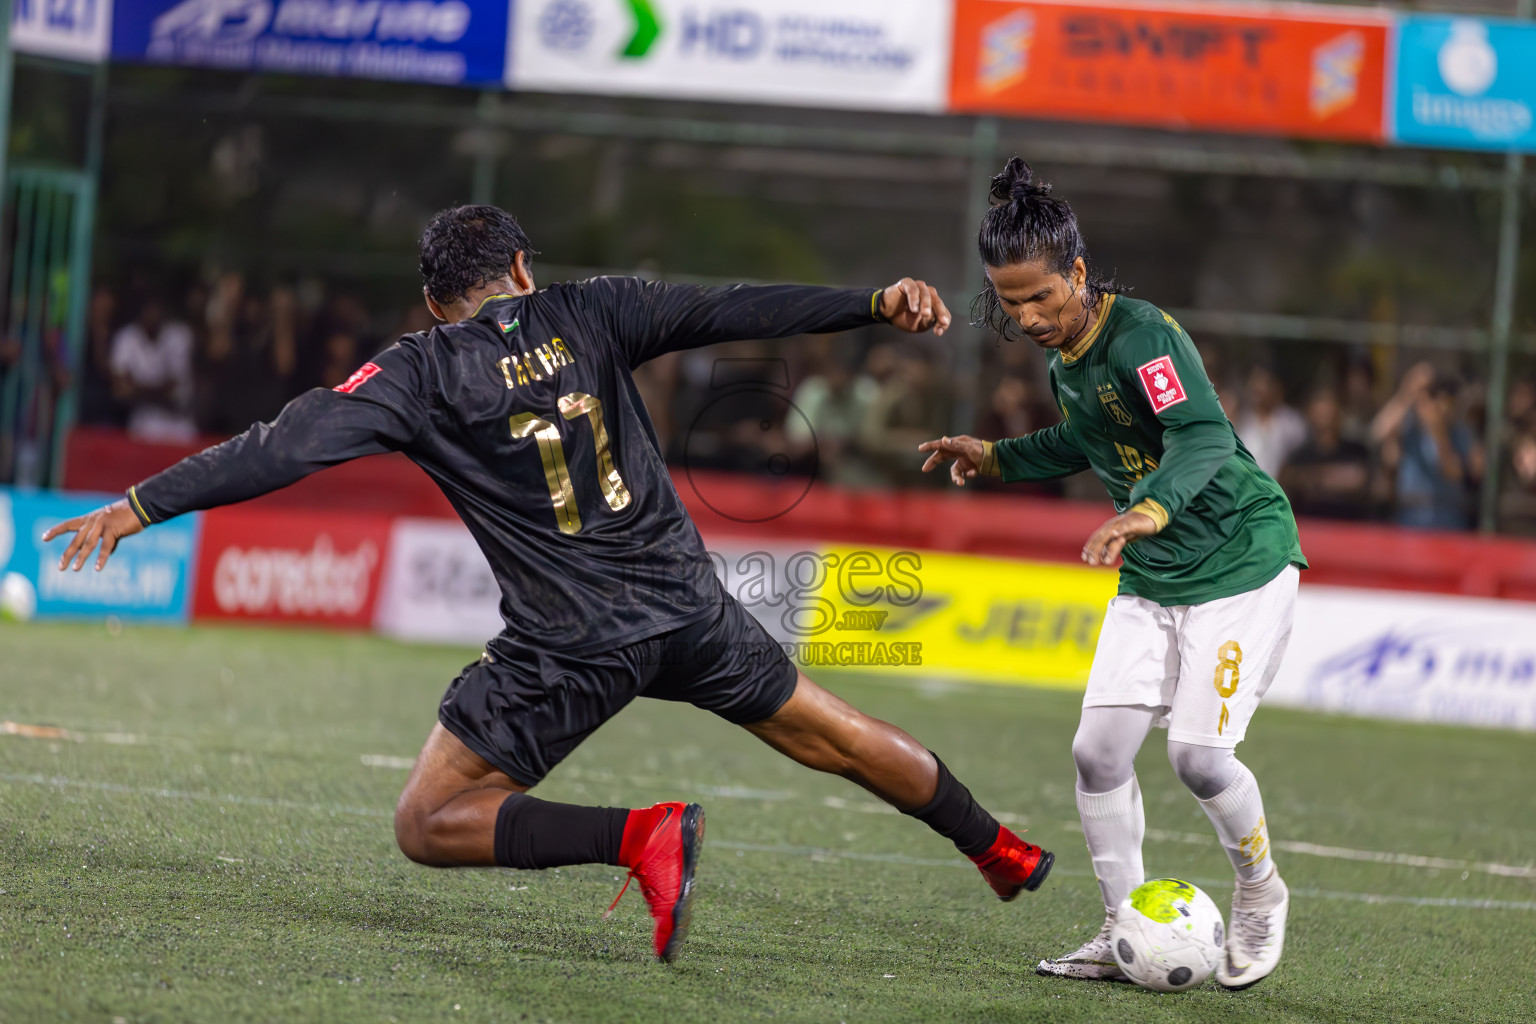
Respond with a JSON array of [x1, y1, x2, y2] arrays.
[[1213, 640, 1242, 698]]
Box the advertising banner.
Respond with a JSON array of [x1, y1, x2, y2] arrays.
[[0, 488, 197, 623], [949, 0, 1389, 142], [110, 0, 510, 86], [192, 507, 392, 630], [510, 0, 953, 112], [1391, 16, 1536, 153], [374, 517, 503, 645], [1268, 586, 1536, 732], [11, 0, 112, 61]]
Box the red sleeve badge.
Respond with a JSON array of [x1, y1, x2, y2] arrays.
[[1136, 356, 1188, 415], [334, 362, 382, 393]]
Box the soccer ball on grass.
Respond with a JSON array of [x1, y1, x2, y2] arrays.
[[1110, 878, 1225, 992]]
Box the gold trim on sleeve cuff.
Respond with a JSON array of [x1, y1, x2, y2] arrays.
[[126, 486, 154, 527], [979, 440, 1001, 477], [871, 288, 884, 320], [1129, 499, 1169, 532]]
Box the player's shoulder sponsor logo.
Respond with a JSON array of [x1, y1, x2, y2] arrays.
[[1136, 356, 1188, 415], [334, 361, 383, 393], [1096, 383, 1134, 427]]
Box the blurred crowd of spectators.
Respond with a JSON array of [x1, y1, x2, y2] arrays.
[[78, 276, 435, 441], [79, 277, 1536, 535]]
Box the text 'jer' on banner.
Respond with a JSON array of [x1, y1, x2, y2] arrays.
[[807, 545, 1117, 688]]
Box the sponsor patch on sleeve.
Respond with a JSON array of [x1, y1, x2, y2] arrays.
[[334, 362, 382, 393], [1136, 356, 1188, 415]]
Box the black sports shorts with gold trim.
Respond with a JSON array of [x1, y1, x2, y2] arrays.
[[437, 594, 796, 786]]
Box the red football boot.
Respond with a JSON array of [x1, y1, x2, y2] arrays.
[[607, 801, 705, 962], [970, 825, 1054, 901]]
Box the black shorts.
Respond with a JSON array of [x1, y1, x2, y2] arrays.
[[437, 594, 797, 786]]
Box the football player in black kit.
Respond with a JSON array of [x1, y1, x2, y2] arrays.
[[45, 205, 1053, 962]]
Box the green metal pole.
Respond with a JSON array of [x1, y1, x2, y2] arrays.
[[50, 65, 107, 488], [949, 116, 997, 436], [1478, 152, 1524, 533], [0, 0, 12, 200], [1480, 0, 1534, 533], [470, 90, 499, 206]]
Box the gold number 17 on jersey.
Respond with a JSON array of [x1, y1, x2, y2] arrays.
[[509, 391, 633, 534]]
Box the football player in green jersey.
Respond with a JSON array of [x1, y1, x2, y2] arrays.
[[920, 158, 1307, 991]]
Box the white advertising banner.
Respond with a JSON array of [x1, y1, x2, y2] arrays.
[[509, 0, 953, 112], [374, 518, 504, 646], [1268, 586, 1536, 732], [11, 0, 112, 61]]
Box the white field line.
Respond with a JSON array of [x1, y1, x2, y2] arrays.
[[4, 769, 1535, 913], [6, 720, 1535, 882], [713, 841, 1536, 913]]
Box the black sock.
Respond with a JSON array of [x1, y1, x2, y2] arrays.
[[492, 793, 629, 869], [903, 754, 1001, 858]]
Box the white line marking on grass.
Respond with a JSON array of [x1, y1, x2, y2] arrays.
[[1274, 841, 1536, 879], [2, 721, 147, 744], [13, 735, 1536, 882], [6, 771, 1534, 913], [360, 754, 416, 770], [1069, 821, 1536, 880], [714, 842, 1536, 913]]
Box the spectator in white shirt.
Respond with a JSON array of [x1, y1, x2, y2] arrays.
[[109, 295, 197, 443], [1237, 364, 1307, 478]]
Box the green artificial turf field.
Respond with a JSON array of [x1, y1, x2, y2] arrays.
[[2, 621, 1534, 1023]]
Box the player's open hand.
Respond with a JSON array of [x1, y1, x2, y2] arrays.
[[880, 278, 952, 336], [918, 434, 986, 486], [41, 500, 144, 573], [1081, 511, 1158, 567]]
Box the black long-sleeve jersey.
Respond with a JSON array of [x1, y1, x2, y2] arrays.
[[127, 277, 884, 654]]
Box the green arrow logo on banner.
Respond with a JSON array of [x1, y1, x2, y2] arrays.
[[620, 0, 662, 58]]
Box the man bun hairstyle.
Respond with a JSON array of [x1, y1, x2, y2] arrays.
[[972, 157, 1121, 342], [419, 204, 540, 305]]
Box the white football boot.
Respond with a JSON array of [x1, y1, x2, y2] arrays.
[[1036, 916, 1128, 981], [1217, 870, 1289, 990]]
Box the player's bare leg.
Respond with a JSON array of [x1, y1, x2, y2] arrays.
[[745, 672, 1053, 898], [394, 724, 703, 962]]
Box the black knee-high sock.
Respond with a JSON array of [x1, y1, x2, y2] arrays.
[[903, 754, 1000, 858], [493, 793, 629, 869]]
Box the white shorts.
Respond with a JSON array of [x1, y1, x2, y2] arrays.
[[1083, 565, 1299, 748]]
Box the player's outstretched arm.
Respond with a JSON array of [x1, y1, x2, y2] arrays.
[[44, 347, 426, 573], [589, 276, 951, 368]]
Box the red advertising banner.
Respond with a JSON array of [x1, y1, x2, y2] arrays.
[[949, 0, 1390, 142], [192, 507, 394, 630]]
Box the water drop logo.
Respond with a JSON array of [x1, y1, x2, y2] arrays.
[[1439, 20, 1497, 97]]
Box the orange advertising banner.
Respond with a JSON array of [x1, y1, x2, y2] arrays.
[[949, 0, 1391, 142]]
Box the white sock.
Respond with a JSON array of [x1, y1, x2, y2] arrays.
[[1196, 763, 1278, 888], [1076, 775, 1145, 916]]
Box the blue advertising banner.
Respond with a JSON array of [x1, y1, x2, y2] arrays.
[[110, 0, 510, 87], [1392, 15, 1536, 152], [0, 489, 199, 623]]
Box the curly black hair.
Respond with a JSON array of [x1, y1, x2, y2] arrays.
[[970, 157, 1123, 342], [418, 204, 540, 305]]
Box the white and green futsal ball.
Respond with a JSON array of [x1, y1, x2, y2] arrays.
[[0, 571, 37, 622], [1110, 878, 1225, 992]]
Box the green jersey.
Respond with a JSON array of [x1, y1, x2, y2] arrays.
[[983, 294, 1305, 606]]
